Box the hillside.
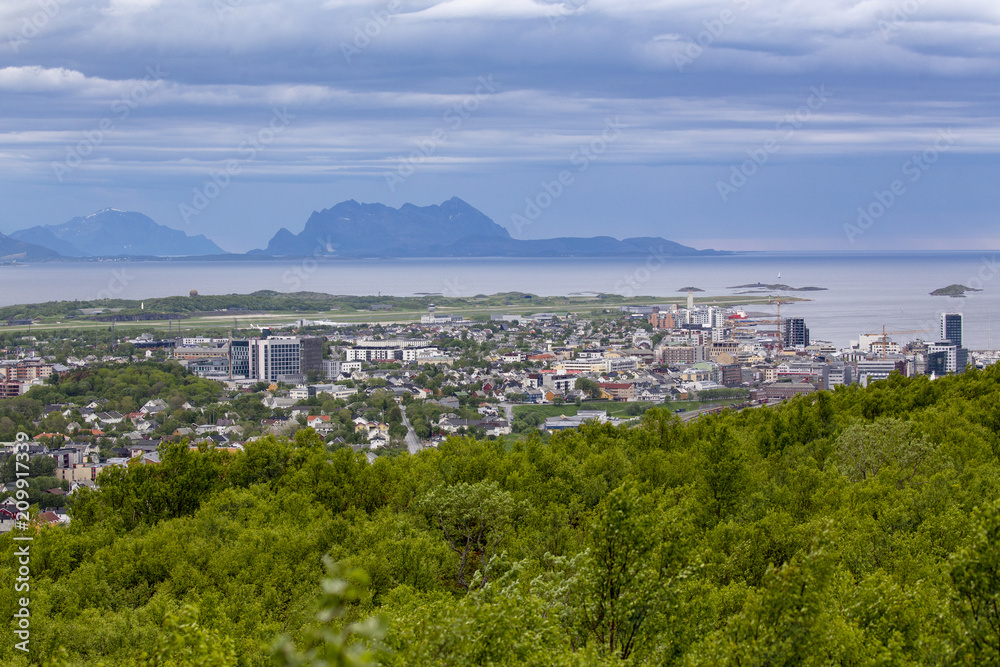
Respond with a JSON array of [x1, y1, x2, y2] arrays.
[[4, 366, 1000, 664], [0, 232, 61, 261]]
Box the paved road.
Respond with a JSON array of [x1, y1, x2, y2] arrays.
[[401, 403, 423, 455], [500, 402, 514, 422]]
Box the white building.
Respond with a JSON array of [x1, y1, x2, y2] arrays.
[[857, 359, 903, 386]]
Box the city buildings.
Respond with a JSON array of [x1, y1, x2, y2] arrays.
[[249, 336, 323, 382], [941, 313, 963, 347], [784, 318, 810, 348]]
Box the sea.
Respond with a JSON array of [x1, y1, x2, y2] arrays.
[[2, 251, 998, 350]]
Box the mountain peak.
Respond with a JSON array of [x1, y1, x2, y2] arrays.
[[262, 198, 511, 256]]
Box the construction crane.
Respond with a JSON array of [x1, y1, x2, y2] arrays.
[[729, 295, 792, 350], [862, 325, 932, 359]]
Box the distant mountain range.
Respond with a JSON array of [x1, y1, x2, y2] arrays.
[[5, 199, 726, 260], [0, 233, 61, 261], [10, 209, 224, 258], [250, 197, 718, 258]]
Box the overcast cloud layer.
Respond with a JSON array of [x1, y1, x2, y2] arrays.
[[0, 0, 997, 252]]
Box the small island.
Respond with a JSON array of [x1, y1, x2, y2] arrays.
[[930, 284, 982, 297]]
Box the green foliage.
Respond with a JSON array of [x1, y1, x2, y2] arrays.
[[71, 442, 230, 531], [583, 480, 660, 660], [4, 364, 1000, 664], [833, 416, 938, 488], [951, 499, 1000, 664], [575, 377, 603, 399], [23, 361, 222, 411], [418, 480, 521, 590], [272, 558, 385, 667]]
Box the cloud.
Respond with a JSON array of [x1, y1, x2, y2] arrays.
[[104, 0, 163, 16], [0, 0, 997, 248], [406, 0, 570, 20], [0, 66, 89, 92]]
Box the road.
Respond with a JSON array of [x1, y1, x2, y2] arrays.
[[400, 403, 423, 455], [499, 401, 514, 422]]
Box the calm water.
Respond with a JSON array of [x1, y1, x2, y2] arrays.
[[1, 252, 998, 350]]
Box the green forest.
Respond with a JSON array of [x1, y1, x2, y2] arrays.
[[5, 364, 1000, 665]]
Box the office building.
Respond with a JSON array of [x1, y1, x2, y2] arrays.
[[300, 336, 323, 375], [857, 359, 906, 386], [246, 336, 324, 382], [927, 341, 958, 374], [229, 340, 250, 377], [719, 364, 743, 387], [784, 318, 810, 348], [940, 313, 963, 347]]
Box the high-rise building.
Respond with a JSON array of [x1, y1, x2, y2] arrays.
[[246, 336, 324, 382], [940, 313, 963, 347], [300, 336, 324, 376], [229, 340, 250, 378], [251, 337, 301, 382], [783, 318, 810, 348]]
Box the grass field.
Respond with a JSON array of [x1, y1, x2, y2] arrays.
[[2, 293, 800, 334]]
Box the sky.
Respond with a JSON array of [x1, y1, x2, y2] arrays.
[[0, 0, 997, 253]]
